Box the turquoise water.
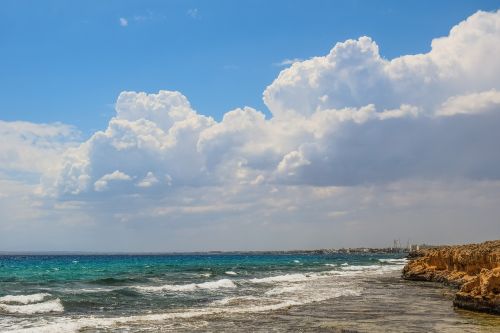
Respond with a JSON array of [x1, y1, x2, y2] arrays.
[[0, 253, 407, 331], [7, 253, 498, 332]]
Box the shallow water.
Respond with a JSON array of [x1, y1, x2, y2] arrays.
[[0, 253, 498, 332]]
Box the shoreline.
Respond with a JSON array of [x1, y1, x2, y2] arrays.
[[402, 240, 500, 315], [2, 252, 500, 332]]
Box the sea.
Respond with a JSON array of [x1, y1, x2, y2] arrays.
[[1, 253, 499, 332]]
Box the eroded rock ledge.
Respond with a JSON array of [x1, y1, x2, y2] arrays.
[[402, 240, 500, 314]]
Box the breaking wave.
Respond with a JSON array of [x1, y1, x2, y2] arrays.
[[0, 299, 64, 314], [248, 273, 313, 284], [0, 257, 408, 332], [378, 258, 408, 264], [0, 293, 51, 305], [135, 278, 237, 292]]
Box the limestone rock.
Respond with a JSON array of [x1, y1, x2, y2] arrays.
[[402, 240, 500, 314]]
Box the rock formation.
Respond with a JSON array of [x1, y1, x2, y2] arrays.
[[402, 240, 500, 314]]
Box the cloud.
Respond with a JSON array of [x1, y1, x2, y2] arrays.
[[187, 8, 199, 19], [119, 17, 128, 27], [2, 10, 500, 250], [437, 89, 500, 116], [264, 11, 500, 118], [48, 10, 500, 197], [274, 58, 304, 67], [136, 171, 160, 188], [52, 90, 215, 196], [94, 170, 132, 192], [0, 121, 79, 177]]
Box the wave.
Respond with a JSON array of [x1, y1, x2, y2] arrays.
[[2, 262, 404, 332], [334, 264, 404, 276], [5, 299, 304, 333], [340, 264, 382, 271], [250, 263, 405, 284], [249, 271, 344, 284], [4, 282, 364, 332], [225, 271, 238, 276], [89, 277, 142, 285], [135, 278, 237, 292], [0, 299, 64, 314], [378, 258, 408, 264], [0, 293, 50, 305], [247, 269, 359, 284], [264, 284, 304, 295], [248, 273, 313, 284], [211, 295, 262, 306], [63, 287, 118, 294]]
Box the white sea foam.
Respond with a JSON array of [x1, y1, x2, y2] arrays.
[[264, 284, 304, 295], [248, 273, 313, 284], [211, 295, 262, 306], [225, 271, 238, 276], [135, 278, 236, 292], [340, 264, 381, 271], [324, 263, 337, 267], [6, 284, 365, 332], [341, 262, 349, 266], [4, 277, 367, 333], [250, 263, 404, 284], [65, 287, 118, 294], [0, 293, 50, 305], [4, 271, 367, 332], [329, 264, 403, 277], [378, 258, 408, 264], [249, 270, 356, 284], [3, 262, 403, 332], [293, 260, 300, 263], [6, 299, 306, 333], [375, 265, 404, 273], [0, 299, 64, 314]]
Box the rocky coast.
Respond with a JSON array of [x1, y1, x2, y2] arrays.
[[402, 240, 500, 314]]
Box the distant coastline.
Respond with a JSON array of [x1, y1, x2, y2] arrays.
[[0, 246, 420, 256], [0, 249, 407, 257]]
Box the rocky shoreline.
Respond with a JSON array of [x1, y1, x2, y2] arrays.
[[402, 240, 500, 314]]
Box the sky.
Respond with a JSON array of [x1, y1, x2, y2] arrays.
[[1, 1, 500, 252]]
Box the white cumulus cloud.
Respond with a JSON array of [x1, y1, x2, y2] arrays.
[[37, 10, 498, 195], [437, 89, 500, 116], [2, 10, 500, 250], [264, 11, 500, 118], [94, 170, 132, 192], [0, 121, 79, 177]]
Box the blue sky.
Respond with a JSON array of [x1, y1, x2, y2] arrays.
[[1, 0, 498, 136], [1, 2, 500, 251]]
